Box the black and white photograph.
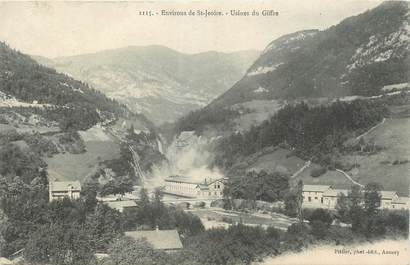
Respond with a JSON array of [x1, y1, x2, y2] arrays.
[[0, 1, 409, 264]]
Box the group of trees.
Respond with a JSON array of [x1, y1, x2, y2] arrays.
[[165, 106, 238, 139], [223, 170, 290, 206], [122, 188, 204, 236], [101, 237, 179, 265], [0, 141, 46, 184], [185, 224, 281, 265], [95, 223, 281, 265], [335, 182, 408, 238], [0, 175, 124, 264], [215, 100, 387, 169]]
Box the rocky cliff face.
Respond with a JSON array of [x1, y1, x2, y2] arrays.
[[210, 1, 409, 108]]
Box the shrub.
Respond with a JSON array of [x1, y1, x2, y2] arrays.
[[326, 226, 364, 245], [384, 210, 409, 236], [308, 208, 334, 226], [310, 220, 328, 239], [282, 223, 313, 252], [221, 217, 234, 224], [310, 167, 327, 178], [195, 202, 206, 208]]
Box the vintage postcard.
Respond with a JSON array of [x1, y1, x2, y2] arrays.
[[0, 1, 409, 265]]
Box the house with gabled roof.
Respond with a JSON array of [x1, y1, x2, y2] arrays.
[[322, 189, 349, 209], [391, 196, 410, 210], [164, 175, 225, 199], [302, 185, 331, 206], [49, 181, 81, 202], [302, 184, 409, 210], [379, 191, 399, 209]]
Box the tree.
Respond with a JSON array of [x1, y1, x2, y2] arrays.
[[223, 171, 289, 205], [0, 209, 7, 257], [335, 193, 350, 222], [296, 180, 304, 224], [284, 192, 298, 217], [100, 179, 133, 197], [81, 181, 98, 213], [364, 182, 382, 215], [106, 237, 163, 265], [0, 176, 49, 256], [139, 188, 150, 207], [24, 223, 94, 265], [347, 185, 366, 233], [86, 204, 124, 250]]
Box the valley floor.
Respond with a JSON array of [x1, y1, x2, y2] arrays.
[[188, 208, 297, 230]]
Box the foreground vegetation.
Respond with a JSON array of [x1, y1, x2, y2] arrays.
[[1, 168, 407, 265]]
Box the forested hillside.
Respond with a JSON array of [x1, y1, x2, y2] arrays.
[[214, 99, 387, 170], [0, 42, 154, 131]]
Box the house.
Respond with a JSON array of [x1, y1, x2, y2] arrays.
[[302, 184, 409, 210], [97, 188, 140, 202], [104, 200, 137, 213], [49, 181, 81, 202], [124, 228, 183, 252], [302, 185, 331, 206], [322, 189, 349, 209], [379, 191, 399, 209], [197, 178, 225, 199], [164, 176, 225, 199], [391, 196, 410, 210]]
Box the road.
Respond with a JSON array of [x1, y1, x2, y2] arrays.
[[335, 169, 364, 187], [356, 118, 386, 140], [290, 161, 311, 179]]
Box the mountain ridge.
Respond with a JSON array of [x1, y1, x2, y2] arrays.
[[33, 45, 260, 125]]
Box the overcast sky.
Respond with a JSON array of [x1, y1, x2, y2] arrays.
[[0, 0, 382, 58]]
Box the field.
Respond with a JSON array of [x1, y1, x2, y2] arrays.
[[249, 148, 305, 175], [297, 166, 355, 189], [189, 208, 297, 231], [229, 147, 305, 176], [298, 117, 410, 195], [338, 117, 410, 196], [45, 126, 121, 182]]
